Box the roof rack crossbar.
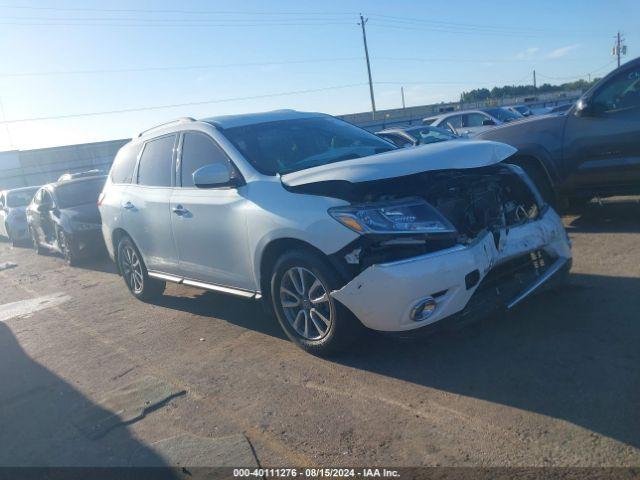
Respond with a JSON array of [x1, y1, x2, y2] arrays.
[[138, 117, 196, 138]]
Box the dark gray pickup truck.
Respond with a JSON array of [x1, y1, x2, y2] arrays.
[[475, 57, 640, 208]]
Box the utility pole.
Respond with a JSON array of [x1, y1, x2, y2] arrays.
[[533, 70, 537, 90], [613, 31, 627, 68], [401, 86, 406, 109], [358, 13, 376, 118]]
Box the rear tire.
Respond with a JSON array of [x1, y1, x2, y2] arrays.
[[116, 235, 165, 302], [270, 249, 363, 356]]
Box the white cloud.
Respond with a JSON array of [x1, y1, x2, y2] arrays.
[[546, 44, 581, 59], [516, 47, 540, 60]]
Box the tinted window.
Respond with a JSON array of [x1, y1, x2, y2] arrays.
[[224, 117, 394, 175], [593, 69, 640, 112], [180, 133, 231, 187], [137, 135, 176, 187], [6, 188, 39, 207], [440, 115, 462, 130], [482, 108, 521, 122], [54, 178, 105, 209], [110, 143, 140, 184], [465, 113, 488, 127]]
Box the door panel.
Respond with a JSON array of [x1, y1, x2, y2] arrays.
[[121, 185, 179, 274], [563, 65, 640, 194], [170, 187, 254, 290]]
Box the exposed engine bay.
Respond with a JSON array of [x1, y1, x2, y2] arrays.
[[289, 164, 543, 274]]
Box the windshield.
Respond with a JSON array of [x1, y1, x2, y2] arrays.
[[482, 108, 522, 122], [54, 178, 105, 209], [223, 116, 396, 175], [6, 188, 39, 207], [406, 126, 456, 145]]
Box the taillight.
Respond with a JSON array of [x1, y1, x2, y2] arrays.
[[97, 192, 105, 206]]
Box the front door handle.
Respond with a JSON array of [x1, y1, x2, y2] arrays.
[[123, 201, 135, 210], [172, 205, 188, 215]]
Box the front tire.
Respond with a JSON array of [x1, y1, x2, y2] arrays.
[[270, 249, 362, 356], [116, 235, 165, 302]]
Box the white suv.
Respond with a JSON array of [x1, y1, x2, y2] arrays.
[[100, 110, 571, 355]]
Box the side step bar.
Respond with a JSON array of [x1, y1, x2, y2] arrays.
[[148, 271, 261, 299]]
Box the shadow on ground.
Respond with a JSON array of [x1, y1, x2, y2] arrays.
[[566, 198, 640, 233], [0, 322, 171, 469], [334, 272, 640, 449]]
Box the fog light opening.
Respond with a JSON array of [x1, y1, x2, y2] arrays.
[[410, 297, 437, 322]]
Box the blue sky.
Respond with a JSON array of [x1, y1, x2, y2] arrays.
[[0, 0, 637, 151]]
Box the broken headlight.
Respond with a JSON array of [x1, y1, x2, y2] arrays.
[[329, 197, 457, 235]]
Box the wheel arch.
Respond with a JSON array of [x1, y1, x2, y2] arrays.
[[258, 238, 334, 306]]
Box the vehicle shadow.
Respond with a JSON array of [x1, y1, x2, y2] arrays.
[[0, 322, 173, 471], [155, 288, 287, 340], [332, 272, 640, 449], [565, 198, 640, 233]]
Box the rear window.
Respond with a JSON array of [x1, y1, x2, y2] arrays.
[[482, 108, 521, 122], [137, 135, 176, 187], [6, 188, 38, 207], [54, 178, 105, 209], [110, 143, 140, 184]]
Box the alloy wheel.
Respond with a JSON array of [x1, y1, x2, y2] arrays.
[[279, 267, 332, 340], [120, 244, 144, 294]]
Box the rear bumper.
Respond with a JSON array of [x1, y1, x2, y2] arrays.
[[331, 207, 571, 332], [68, 229, 106, 258]]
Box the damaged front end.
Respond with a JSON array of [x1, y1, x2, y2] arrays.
[[288, 163, 572, 332]]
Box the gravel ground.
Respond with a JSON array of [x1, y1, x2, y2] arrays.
[[0, 199, 639, 468]]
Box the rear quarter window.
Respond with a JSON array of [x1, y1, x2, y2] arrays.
[[137, 135, 176, 187], [110, 143, 141, 184]]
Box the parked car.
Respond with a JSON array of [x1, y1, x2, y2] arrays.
[[0, 186, 40, 246], [26, 175, 107, 265], [506, 105, 533, 117], [475, 57, 640, 207], [100, 110, 571, 355], [423, 107, 521, 136], [57, 169, 105, 182], [376, 125, 460, 148]]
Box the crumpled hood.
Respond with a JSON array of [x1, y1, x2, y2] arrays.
[[281, 140, 516, 187]]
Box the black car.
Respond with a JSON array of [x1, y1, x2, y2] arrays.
[[475, 57, 640, 208], [26, 175, 107, 265]]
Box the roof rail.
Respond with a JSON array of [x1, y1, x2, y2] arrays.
[[138, 117, 196, 138]]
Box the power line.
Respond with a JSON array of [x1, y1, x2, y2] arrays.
[[0, 83, 369, 124]]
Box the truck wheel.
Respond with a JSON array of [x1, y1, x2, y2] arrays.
[[270, 249, 363, 356], [514, 159, 556, 207], [116, 235, 165, 302]]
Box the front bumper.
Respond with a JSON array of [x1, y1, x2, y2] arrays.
[[331, 207, 572, 332]]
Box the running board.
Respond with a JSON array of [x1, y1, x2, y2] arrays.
[[506, 257, 568, 310], [148, 271, 259, 299]]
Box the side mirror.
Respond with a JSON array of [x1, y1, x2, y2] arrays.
[[482, 119, 496, 126], [193, 163, 232, 188], [574, 97, 591, 117]]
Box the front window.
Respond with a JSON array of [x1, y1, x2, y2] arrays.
[[482, 108, 522, 122], [592, 68, 640, 113], [54, 179, 105, 209], [6, 188, 39, 207], [223, 116, 395, 175]]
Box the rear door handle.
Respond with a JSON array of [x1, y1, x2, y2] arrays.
[[123, 201, 135, 210], [172, 205, 188, 215]]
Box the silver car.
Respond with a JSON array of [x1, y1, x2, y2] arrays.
[[424, 107, 522, 135], [0, 186, 40, 246], [100, 110, 571, 355]]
